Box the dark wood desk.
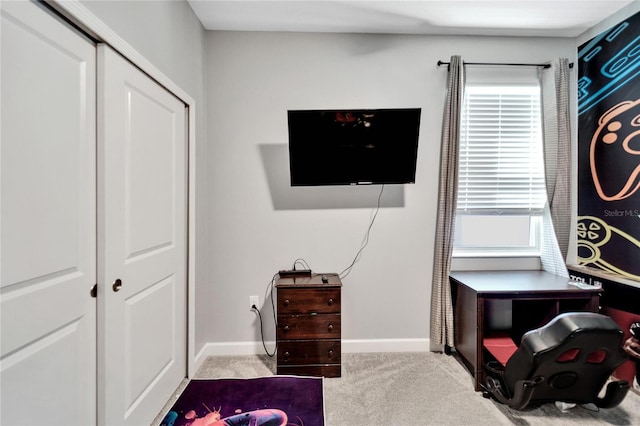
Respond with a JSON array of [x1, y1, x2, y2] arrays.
[[450, 270, 601, 391]]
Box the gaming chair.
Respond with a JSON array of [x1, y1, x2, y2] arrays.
[[483, 312, 630, 410]]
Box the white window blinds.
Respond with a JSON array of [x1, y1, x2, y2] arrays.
[[457, 85, 546, 215]]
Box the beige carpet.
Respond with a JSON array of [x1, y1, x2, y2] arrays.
[[154, 352, 640, 425]]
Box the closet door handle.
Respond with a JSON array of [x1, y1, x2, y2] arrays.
[[112, 279, 123, 292]]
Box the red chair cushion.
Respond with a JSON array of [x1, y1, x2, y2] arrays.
[[484, 333, 518, 366]]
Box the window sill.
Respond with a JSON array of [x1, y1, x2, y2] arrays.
[[453, 250, 541, 258], [451, 255, 542, 271]]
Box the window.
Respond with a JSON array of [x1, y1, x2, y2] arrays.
[[453, 84, 546, 256]]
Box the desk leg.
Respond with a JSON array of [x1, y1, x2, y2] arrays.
[[452, 281, 483, 391], [475, 296, 485, 391]]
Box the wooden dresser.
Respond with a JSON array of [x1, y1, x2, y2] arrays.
[[275, 273, 342, 377]]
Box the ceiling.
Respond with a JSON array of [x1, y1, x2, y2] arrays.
[[187, 0, 636, 37]]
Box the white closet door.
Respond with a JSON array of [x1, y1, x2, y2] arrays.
[[97, 45, 187, 426], [0, 2, 97, 425]]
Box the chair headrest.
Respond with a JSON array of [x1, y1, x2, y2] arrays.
[[520, 312, 624, 358]]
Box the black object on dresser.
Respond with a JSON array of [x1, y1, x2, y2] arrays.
[[276, 273, 342, 377]]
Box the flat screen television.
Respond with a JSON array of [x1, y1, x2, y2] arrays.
[[287, 108, 421, 186]]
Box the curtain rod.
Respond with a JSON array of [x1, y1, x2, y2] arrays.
[[437, 60, 574, 69]]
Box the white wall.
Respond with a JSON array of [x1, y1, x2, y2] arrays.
[[79, 0, 210, 354], [47, 0, 634, 357], [205, 32, 576, 353], [577, 1, 640, 46]]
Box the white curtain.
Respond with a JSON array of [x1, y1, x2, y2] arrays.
[[430, 55, 465, 348], [539, 58, 571, 277]]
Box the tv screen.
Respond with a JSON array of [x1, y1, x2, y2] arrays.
[[287, 108, 421, 186]]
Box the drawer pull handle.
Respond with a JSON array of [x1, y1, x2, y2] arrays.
[[284, 351, 290, 358], [284, 299, 290, 306], [328, 298, 334, 305], [283, 325, 290, 332], [328, 349, 334, 358], [328, 324, 334, 332]]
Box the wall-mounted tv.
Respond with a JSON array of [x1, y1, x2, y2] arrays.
[[287, 108, 421, 186]]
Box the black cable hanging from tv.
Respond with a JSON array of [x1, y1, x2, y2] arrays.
[[436, 60, 574, 69]]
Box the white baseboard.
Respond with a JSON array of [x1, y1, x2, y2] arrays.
[[342, 338, 430, 353], [193, 338, 430, 368], [192, 341, 265, 374]]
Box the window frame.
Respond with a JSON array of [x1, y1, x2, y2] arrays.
[[453, 83, 546, 257]]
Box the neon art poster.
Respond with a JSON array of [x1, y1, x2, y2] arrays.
[[577, 10, 640, 280]]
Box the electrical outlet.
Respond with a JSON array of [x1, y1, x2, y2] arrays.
[[249, 295, 259, 310]]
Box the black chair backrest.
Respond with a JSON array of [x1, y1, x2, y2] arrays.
[[504, 312, 628, 404]]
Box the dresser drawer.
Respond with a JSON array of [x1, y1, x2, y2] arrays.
[[277, 340, 341, 365], [277, 288, 340, 314], [277, 364, 341, 378], [277, 314, 341, 339]]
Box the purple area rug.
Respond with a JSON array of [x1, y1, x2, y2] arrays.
[[160, 376, 324, 426]]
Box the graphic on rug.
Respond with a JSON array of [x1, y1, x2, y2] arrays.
[[164, 406, 288, 426], [160, 376, 324, 426]]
